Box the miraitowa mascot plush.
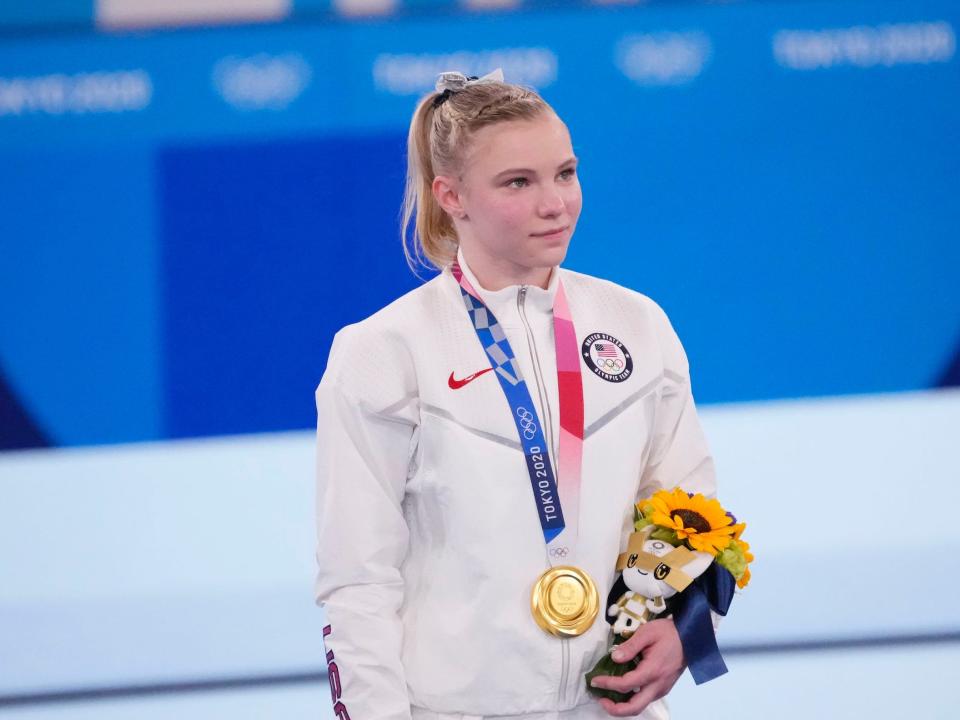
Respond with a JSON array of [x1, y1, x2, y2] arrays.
[[608, 524, 714, 637], [585, 521, 734, 703]]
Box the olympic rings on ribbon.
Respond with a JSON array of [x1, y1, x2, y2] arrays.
[[516, 407, 537, 440], [550, 547, 570, 558]]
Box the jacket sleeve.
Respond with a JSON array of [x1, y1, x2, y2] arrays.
[[638, 299, 717, 501], [315, 325, 418, 720], [637, 300, 723, 632]]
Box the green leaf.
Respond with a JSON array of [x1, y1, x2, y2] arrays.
[[584, 650, 643, 704]]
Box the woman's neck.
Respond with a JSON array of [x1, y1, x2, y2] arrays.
[[458, 245, 552, 291]]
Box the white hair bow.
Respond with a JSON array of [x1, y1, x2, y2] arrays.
[[434, 68, 505, 93]]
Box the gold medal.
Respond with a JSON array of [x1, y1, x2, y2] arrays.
[[530, 565, 600, 637]]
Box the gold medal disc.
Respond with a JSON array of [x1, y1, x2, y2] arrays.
[[530, 565, 600, 637]]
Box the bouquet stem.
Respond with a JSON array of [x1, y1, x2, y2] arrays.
[[584, 638, 641, 703]]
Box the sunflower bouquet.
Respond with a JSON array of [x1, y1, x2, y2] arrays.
[[585, 488, 752, 701], [638, 488, 752, 589]]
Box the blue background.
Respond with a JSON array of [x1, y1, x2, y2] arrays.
[[1, 0, 958, 449]]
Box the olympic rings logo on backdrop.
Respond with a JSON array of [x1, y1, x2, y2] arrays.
[[516, 407, 537, 440]]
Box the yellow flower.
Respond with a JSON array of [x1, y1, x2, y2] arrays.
[[733, 538, 754, 589], [644, 487, 736, 556]]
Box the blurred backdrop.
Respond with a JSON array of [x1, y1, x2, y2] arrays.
[[1, 0, 958, 717]]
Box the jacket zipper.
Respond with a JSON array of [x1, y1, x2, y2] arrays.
[[517, 285, 571, 706], [517, 286, 557, 468]]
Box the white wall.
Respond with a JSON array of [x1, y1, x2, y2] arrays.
[[2, 389, 958, 717]]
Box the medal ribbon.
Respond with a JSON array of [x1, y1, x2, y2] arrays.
[[452, 263, 584, 558]]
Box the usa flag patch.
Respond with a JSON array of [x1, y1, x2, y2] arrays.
[[581, 332, 633, 383]]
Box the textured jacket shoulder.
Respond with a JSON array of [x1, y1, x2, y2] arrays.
[[320, 267, 691, 417], [559, 267, 691, 384], [318, 274, 448, 416]]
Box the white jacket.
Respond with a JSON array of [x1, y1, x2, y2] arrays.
[[315, 253, 717, 720]]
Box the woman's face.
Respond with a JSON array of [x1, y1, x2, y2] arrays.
[[446, 112, 582, 284]]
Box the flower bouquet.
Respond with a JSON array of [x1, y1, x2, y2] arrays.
[[585, 488, 753, 702]]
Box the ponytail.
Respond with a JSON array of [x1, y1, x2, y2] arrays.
[[402, 94, 457, 272]]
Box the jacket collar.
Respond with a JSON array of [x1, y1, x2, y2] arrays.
[[454, 246, 559, 323]]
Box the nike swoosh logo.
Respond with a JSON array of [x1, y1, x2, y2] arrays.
[[448, 368, 494, 390]]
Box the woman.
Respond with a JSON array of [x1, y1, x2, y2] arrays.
[[315, 70, 717, 720]]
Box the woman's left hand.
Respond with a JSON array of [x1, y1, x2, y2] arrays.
[[589, 618, 686, 717]]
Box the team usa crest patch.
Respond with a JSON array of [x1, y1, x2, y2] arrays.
[[582, 333, 633, 383]]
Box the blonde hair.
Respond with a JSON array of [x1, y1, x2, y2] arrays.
[[402, 79, 553, 271]]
